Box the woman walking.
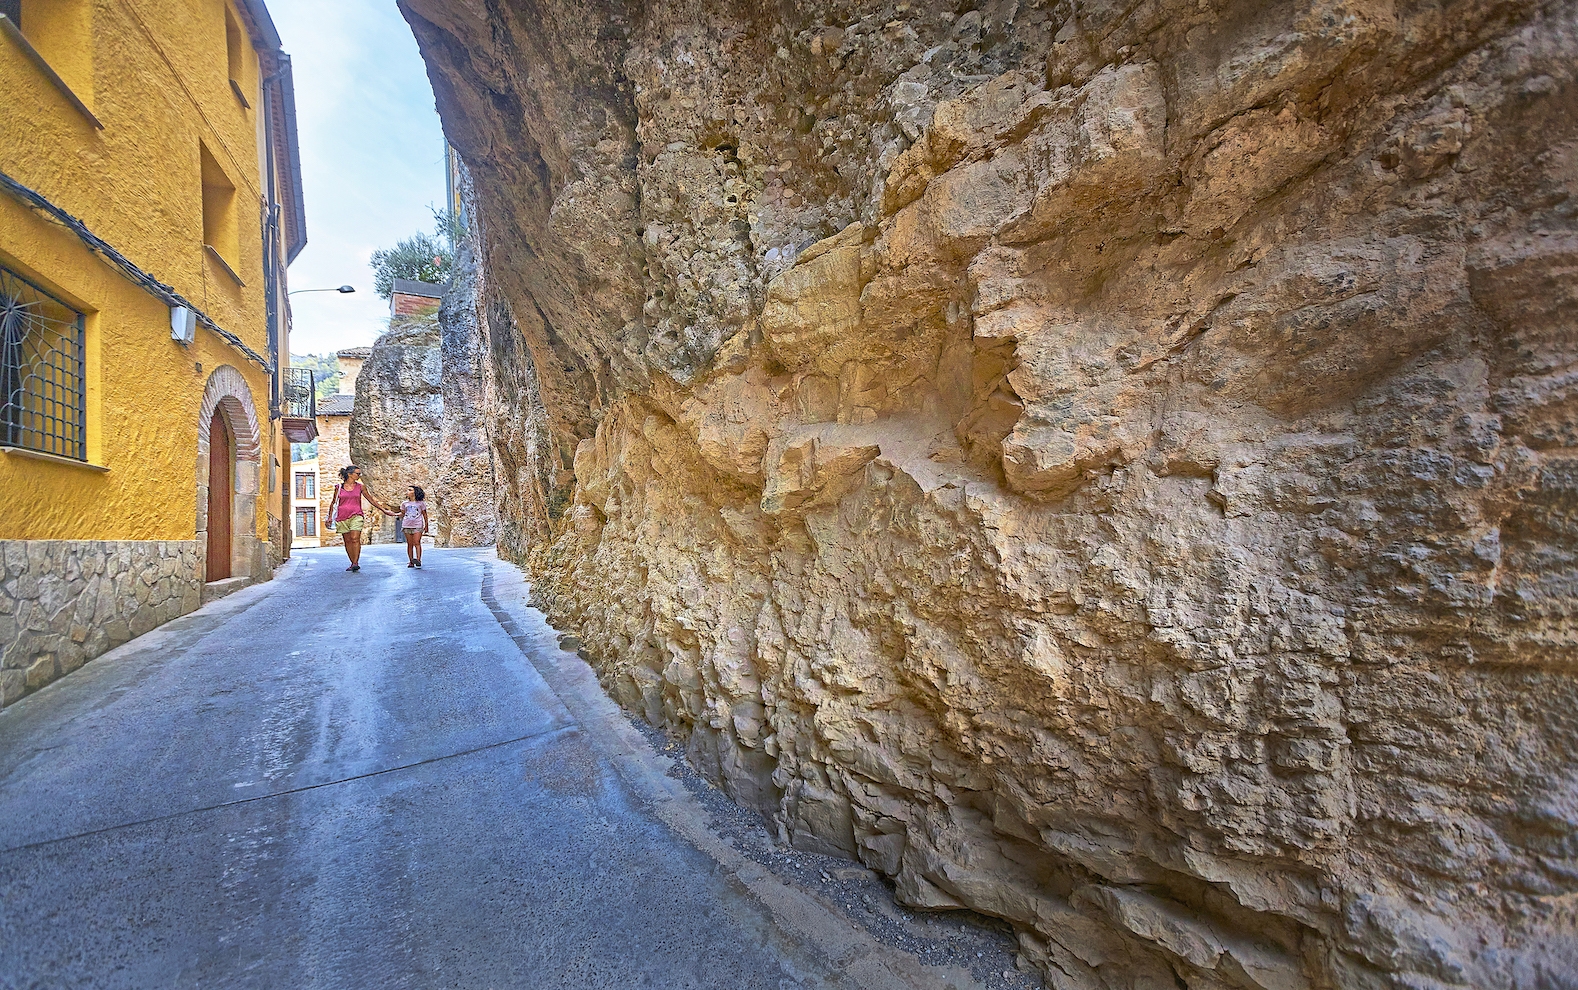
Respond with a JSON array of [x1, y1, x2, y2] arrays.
[[327, 465, 392, 572], [399, 486, 431, 568]]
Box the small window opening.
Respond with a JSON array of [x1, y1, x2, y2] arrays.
[[6, 0, 94, 105], [200, 142, 242, 279], [224, 2, 251, 106]]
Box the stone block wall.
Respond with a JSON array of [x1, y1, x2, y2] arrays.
[[315, 413, 388, 547], [350, 316, 447, 543], [0, 540, 201, 708], [316, 414, 350, 547]]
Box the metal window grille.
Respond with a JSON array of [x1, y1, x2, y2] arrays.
[[1, 265, 86, 460], [283, 366, 315, 419]]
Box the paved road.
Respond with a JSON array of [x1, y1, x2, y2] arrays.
[[0, 546, 971, 990]]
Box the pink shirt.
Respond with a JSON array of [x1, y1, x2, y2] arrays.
[[334, 482, 366, 520], [400, 500, 428, 530]]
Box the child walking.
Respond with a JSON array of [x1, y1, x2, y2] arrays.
[[400, 486, 431, 567]]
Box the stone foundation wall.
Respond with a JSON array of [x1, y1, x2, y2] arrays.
[[0, 540, 201, 708]]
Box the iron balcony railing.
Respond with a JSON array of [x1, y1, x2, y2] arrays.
[[1, 264, 87, 461], [283, 366, 315, 419]]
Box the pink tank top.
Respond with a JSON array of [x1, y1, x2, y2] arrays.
[[335, 482, 365, 519]]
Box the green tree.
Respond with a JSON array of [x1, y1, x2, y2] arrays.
[[370, 221, 454, 299], [432, 205, 465, 249], [288, 352, 341, 401]]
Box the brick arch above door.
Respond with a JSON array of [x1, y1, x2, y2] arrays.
[[196, 364, 262, 467], [195, 365, 264, 584]]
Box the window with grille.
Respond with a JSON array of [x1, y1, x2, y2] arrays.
[[1, 265, 87, 461], [295, 507, 316, 537], [294, 471, 314, 499]]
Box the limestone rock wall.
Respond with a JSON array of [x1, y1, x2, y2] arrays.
[[402, 0, 1578, 986], [352, 238, 502, 548], [435, 187, 501, 549], [350, 317, 446, 540]]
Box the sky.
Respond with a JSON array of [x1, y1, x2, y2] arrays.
[[269, 0, 448, 356]]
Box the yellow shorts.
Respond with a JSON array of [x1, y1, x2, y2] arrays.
[[333, 515, 365, 534]]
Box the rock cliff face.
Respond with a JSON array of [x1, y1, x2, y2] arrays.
[[351, 293, 499, 547], [436, 214, 501, 549], [350, 316, 446, 537], [400, 1, 1578, 986]]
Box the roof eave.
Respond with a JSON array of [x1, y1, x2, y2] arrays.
[[237, 0, 284, 53], [237, 0, 307, 263], [273, 57, 308, 263]]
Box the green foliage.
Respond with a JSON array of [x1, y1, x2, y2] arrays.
[[288, 353, 341, 401], [287, 352, 349, 463], [370, 212, 456, 299], [432, 205, 466, 247]]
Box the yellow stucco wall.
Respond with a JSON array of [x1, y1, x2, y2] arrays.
[[0, 0, 287, 543]]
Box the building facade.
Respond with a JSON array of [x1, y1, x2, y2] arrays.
[[0, 0, 306, 705], [313, 348, 385, 547], [290, 455, 319, 548]]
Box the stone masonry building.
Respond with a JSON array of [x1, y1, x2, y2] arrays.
[[314, 348, 386, 547]]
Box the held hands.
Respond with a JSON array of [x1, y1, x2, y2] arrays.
[[362, 482, 396, 516]]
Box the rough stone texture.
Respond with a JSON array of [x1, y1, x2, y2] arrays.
[[351, 295, 501, 548], [351, 315, 446, 543], [402, 1, 1578, 987], [314, 410, 356, 548], [0, 541, 201, 707], [435, 188, 502, 549]]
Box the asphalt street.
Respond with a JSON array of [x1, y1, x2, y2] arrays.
[[0, 546, 976, 990]]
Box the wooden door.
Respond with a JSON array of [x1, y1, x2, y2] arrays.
[[206, 410, 232, 582]]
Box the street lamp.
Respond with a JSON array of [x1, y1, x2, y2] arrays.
[[289, 285, 356, 295]]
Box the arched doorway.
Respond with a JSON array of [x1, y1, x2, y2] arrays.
[[206, 409, 234, 581], [196, 366, 263, 586]]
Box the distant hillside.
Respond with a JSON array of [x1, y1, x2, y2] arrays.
[[288, 353, 341, 402]]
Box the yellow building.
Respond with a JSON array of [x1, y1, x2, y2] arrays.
[[0, 0, 308, 705]]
